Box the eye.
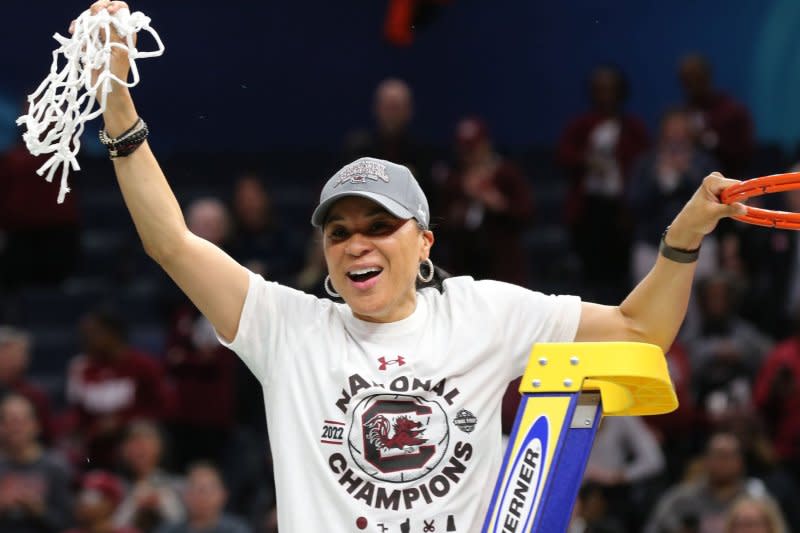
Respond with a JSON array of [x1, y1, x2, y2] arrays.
[[327, 226, 349, 242], [367, 219, 397, 235]]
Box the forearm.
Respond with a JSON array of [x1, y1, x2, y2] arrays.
[[105, 88, 189, 262], [619, 222, 701, 352]]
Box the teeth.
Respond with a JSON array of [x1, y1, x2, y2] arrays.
[[349, 267, 381, 276]]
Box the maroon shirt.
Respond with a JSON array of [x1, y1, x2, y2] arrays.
[[441, 159, 534, 285], [0, 144, 78, 230], [164, 304, 237, 430], [688, 91, 754, 179], [66, 349, 172, 467], [557, 111, 649, 224], [754, 337, 800, 462]]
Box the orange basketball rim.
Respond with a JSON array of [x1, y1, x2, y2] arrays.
[[721, 172, 800, 230]]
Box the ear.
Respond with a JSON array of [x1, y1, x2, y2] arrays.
[[419, 230, 434, 260]]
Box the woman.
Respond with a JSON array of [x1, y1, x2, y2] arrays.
[[86, 2, 745, 530]]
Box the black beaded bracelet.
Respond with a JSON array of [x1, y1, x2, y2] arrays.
[[99, 118, 149, 159], [659, 226, 700, 263]]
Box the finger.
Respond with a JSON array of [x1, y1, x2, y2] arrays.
[[730, 201, 748, 216], [90, 1, 110, 15], [703, 171, 742, 196], [712, 200, 747, 219]]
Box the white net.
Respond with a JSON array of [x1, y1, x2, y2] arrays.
[[16, 7, 164, 203]]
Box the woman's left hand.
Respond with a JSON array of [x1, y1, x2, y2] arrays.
[[665, 172, 747, 249]]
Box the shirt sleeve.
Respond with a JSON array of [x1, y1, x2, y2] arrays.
[[216, 270, 330, 384], [472, 279, 582, 379]]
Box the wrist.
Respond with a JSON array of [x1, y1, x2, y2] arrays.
[[103, 89, 138, 137], [665, 221, 703, 250], [660, 225, 701, 264]]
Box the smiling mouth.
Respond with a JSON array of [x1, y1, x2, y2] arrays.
[[346, 267, 383, 283]]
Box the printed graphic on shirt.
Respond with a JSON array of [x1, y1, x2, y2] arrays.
[[377, 356, 406, 371], [326, 372, 474, 514], [348, 394, 449, 483], [452, 410, 477, 434]]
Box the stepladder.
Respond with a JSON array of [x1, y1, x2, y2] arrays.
[[482, 342, 678, 533]]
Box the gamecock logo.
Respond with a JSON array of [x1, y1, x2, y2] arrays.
[[348, 394, 450, 483]]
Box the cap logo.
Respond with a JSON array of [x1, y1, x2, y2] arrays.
[[333, 159, 390, 188]]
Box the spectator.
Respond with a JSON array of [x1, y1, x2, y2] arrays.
[[646, 341, 698, 472], [162, 198, 238, 471], [439, 116, 534, 286], [0, 394, 72, 533], [753, 310, 800, 475], [584, 416, 666, 530], [0, 326, 54, 442], [163, 315, 237, 472], [115, 421, 184, 533], [628, 108, 718, 283], [0, 133, 80, 291], [558, 65, 649, 300], [65, 309, 172, 470], [684, 274, 772, 430], [185, 199, 232, 252], [66, 471, 139, 533], [678, 54, 754, 179], [724, 496, 788, 533], [229, 175, 297, 282], [585, 416, 665, 486], [156, 462, 250, 533], [343, 78, 432, 201], [644, 432, 773, 533]]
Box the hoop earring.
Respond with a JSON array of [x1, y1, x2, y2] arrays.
[[324, 275, 340, 298], [417, 258, 434, 283]]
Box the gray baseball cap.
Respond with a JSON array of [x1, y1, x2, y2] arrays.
[[311, 157, 430, 228]]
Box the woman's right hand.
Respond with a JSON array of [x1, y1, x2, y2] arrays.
[[71, 1, 136, 110], [71, 1, 139, 134]]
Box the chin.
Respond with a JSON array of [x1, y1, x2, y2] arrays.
[[345, 294, 391, 321], [349, 302, 388, 321]]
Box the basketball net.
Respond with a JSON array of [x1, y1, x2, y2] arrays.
[[16, 7, 164, 203]]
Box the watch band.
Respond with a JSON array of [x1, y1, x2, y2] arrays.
[[659, 227, 700, 263]]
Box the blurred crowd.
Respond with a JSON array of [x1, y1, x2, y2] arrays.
[[1, 52, 800, 533]]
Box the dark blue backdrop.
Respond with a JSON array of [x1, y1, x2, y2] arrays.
[[2, 1, 797, 153]]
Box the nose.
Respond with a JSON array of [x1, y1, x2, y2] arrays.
[[345, 232, 373, 257]]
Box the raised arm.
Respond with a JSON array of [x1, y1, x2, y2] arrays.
[[575, 172, 746, 351], [91, 0, 248, 341]]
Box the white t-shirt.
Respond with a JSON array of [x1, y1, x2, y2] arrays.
[[220, 272, 581, 532]]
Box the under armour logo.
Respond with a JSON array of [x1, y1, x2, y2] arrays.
[[377, 356, 406, 371], [333, 159, 390, 188]]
